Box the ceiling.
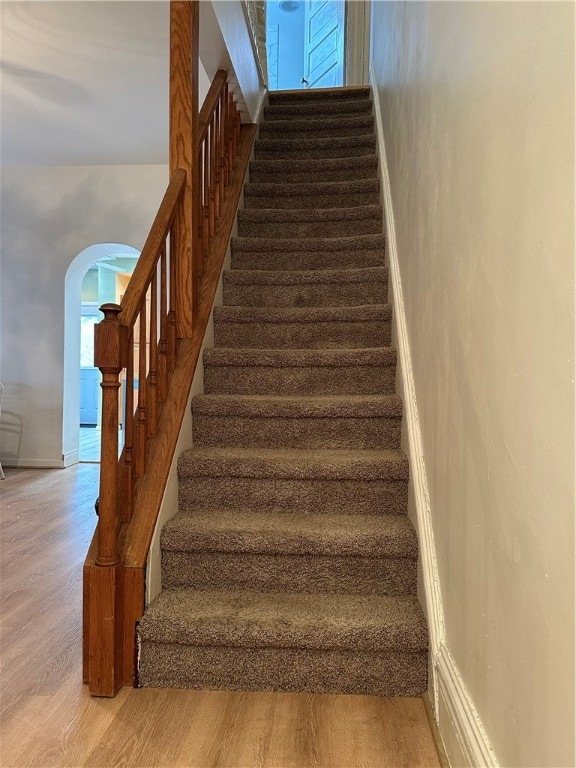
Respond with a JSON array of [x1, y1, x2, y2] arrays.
[[0, 1, 170, 166]]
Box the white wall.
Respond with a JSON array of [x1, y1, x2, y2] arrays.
[[370, 2, 574, 767], [200, 0, 265, 122], [0, 165, 167, 466]]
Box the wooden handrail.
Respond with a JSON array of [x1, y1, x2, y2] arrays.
[[119, 170, 185, 330], [84, 0, 256, 698], [198, 70, 227, 143]]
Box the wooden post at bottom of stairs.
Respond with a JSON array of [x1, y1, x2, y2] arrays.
[[88, 563, 124, 697]]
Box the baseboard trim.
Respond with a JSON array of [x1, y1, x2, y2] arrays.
[[437, 646, 499, 767], [1, 457, 65, 469], [62, 449, 79, 468], [369, 65, 445, 701]]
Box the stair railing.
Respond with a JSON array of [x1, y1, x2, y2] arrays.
[[87, 0, 247, 697]]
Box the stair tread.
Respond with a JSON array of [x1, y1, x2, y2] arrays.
[[238, 205, 382, 223], [214, 304, 391, 324], [204, 347, 396, 367], [250, 155, 378, 173], [139, 589, 427, 652], [255, 134, 376, 151], [224, 266, 387, 286], [178, 446, 408, 480], [260, 115, 373, 132], [162, 509, 417, 558], [231, 233, 385, 254], [263, 99, 372, 118], [245, 179, 379, 197], [192, 393, 402, 418], [269, 86, 370, 102]]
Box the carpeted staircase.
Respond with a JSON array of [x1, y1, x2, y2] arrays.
[[138, 86, 428, 696]]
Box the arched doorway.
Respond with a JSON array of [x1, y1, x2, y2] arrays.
[[62, 243, 140, 466]]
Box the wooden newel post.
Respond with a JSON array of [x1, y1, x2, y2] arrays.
[[170, 0, 199, 338], [94, 303, 123, 567], [90, 302, 124, 696]]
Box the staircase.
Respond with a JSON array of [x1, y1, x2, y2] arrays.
[[138, 86, 428, 696]]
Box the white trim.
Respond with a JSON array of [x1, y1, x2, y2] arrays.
[[370, 64, 445, 703], [370, 64, 499, 768], [62, 449, 79, 468], [2, 457, 65, 469], [437, 646, 500, 767], [345, 0, 370, 86], [253, 84, 268, 129]]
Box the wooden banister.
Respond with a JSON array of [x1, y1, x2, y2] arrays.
[[119, 170, 185, 330], [84, 0, 257, 697], [198, 70, 227, 143]]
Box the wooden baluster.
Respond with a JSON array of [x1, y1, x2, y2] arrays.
[[214, 100, 222, 219], [135, 303, 147, 478], [168, 231, 177, 372], [169, 0, 198, 338], [90, 303, 124, 697], [121, 328, 135, 522], [228, 92, 236, 165], [202, 135, 210, 264], [148, 268, 159, 438], [158, 245, 168, 404], [222, 84, 229, 189], [209, 113, 217, 238], [236, 110, 241, 151]]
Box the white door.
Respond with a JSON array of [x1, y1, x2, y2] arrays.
[[303, 0, 345, 89], [79, 305, 101, 426]]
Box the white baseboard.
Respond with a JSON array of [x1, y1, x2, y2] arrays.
[[437, 646, 499, 767], [62, 449, 79, 467], [370, 65, 498, 768], [369, 64, 445, 700], [1, 457, 65, 469]]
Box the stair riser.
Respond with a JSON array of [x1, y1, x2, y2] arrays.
[[269, 89, 370, 104], [179, 477, 408, 516], [244, 192, 380, 210], [204, 363, 396, 396], [259, 122, 374, 140], [138, 643, 427, 696], [192, 415, 401, 450], [162, 552, 417, 595], [255, 145, 376, 160], [231, 250, 385, 272], [238, 219, 382, 239], [263, 102, 372, 120], [250, 164, 378, 184], [224, 280, 387, 307], [244, 192, 381, 212], [214, 319, 391, 349]]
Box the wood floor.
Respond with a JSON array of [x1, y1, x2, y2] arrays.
[[0, 465, 441, 768]]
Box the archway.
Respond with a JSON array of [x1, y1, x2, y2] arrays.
[[62, 243, 140, 466]]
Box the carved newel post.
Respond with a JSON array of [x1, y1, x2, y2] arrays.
[[90, 303, 124, 695]]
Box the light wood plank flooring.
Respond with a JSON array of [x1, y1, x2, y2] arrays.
[[79, 427, 101, 462], [0, 465, 441, 768]]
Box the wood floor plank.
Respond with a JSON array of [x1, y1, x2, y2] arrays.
[[0, 466, 440, 768]]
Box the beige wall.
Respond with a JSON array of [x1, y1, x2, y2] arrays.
[[0, 164, 168, 466], [370, 2, 574, 766]]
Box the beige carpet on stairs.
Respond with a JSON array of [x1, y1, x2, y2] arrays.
[[137, 86, 428, 697]]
